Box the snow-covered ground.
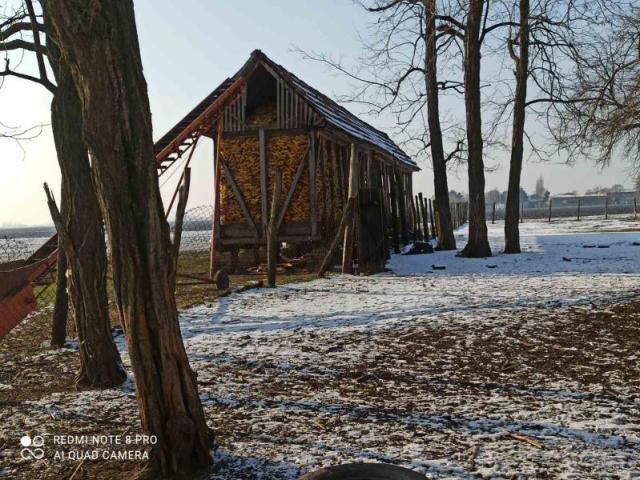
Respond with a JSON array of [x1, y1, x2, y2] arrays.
[[1, 219, 639, 479]]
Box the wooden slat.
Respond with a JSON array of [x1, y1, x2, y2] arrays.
[[259, 128, 268, 233], [309, 134, 318, 237], [220, 156, 260, 238], [276, 145, 311, 230]]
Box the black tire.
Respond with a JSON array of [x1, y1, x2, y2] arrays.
[[298, 463, 425, 480]]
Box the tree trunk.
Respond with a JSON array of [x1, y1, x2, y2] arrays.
[[423, 0, 456, 251], [47, 33, 126, 387], [504, 0, 530, 254], [51, 242, 68, 347], [460, 0, 492, 258], [44, 0, 212, 476]]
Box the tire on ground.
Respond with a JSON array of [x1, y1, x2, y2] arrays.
[[298, 463, 425, 480]]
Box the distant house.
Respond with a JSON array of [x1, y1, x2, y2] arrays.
[[607, 190, 637, 205], [551, 193, 606, 206], [525, 194, 547, 208]]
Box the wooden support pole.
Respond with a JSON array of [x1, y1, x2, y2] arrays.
[[209, 120, 222, 279], [389, 167, 400, 254], [418, 192, 429, 240], [634, 197, 637, 220], [171, 167, 191, 286], [267, 171, 282, 287], [396, 171, 409, 245], [318, 197, 356, 277], [577, 199, 581, 221], [259, 128, 268, 233], [428, 198, 436, 240], [165, 137, 199, 219], [548, 198, 552, 223], [410, 196, 418, 242], [604, 196, 608, 220], [309, 134, 318, 237], [342, 144, 359, 274], [492, 202, 496, 224]]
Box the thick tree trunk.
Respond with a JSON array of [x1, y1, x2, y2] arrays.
[[504, 0, 530, 254], [460, 0, 492, 258], [51, 242, 68, 347], [47, 34, 126, 387], [423, 0, 456, 251], [44, 1, 212, 476]]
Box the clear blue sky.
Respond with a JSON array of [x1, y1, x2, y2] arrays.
[[0, 0, 631, 226]]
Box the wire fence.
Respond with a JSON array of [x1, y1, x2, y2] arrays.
[[487, 202, 638, 222], [173, 205, 214, 277]]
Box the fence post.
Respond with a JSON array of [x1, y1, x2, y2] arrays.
[[428, 199, 436, 240], [267, 171, 282, 287], [548, 199, 552, 223], [491, 202, 496, 224], [577, 199, 581, 221], [604, 196, 608, 220], [634, 197, 638, 220]]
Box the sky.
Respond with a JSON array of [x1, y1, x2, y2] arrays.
[[0, 0, 633, 226]]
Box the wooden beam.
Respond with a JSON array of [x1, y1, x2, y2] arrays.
[[220, 156, 260, 238], [259, 128, 268, 233], [276, 145, 311, 230], [342, 144, 359, 274], [156, 76, 246, 162], [267, 171, 282, 287], [309, 133, 318, 237], [209, 120, 222, 278]]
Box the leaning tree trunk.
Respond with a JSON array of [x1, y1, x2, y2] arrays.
[[44, 0, 212, 476], [50, 242, 68, 347], [504, 0, 530, 254], [423, 0, 456, 251], [460, 0, 492, 258], [47, 35, 126, 388]]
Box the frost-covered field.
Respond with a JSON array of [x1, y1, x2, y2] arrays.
[[1, 219, 639, 479]]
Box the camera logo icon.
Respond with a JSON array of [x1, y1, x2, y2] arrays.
[[20, 435, 45, 460]]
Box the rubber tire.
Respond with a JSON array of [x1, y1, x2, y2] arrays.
[[298, 463, 425, 480]]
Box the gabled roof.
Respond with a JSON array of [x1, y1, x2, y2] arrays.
[[154, 50, 418, 171]]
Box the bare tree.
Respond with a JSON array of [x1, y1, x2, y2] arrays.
[[504, 0, 530, 254], [300, 0, 464, 250], [43, 0, 212, 475], [1, 0, 125, 385], [551, 5, 639, 167]]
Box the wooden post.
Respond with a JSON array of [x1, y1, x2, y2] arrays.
[[604, 196, 608, 220], [410, 196, 418, 242], [309, 134, 318, 237], [418, 192, 429, 240], [577, 199, 581, 221], [267, 171, 282, 287], [428, 198, 436, 240], [342, 144, 359, 274], [318, 198, 356, 276], [259, 128, 268, 234], [395, 171, 409, 245], [634, 197, 637, 220], [209, 120, 222, 279], [389, 167, 400, 254], [548, 199, 552, 223], [491, 202, 496, 224]]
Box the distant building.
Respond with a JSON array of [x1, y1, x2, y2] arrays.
[[607, 190, 637, 205], [550, 193, 607, 206], [525, 194, 547, 208]]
